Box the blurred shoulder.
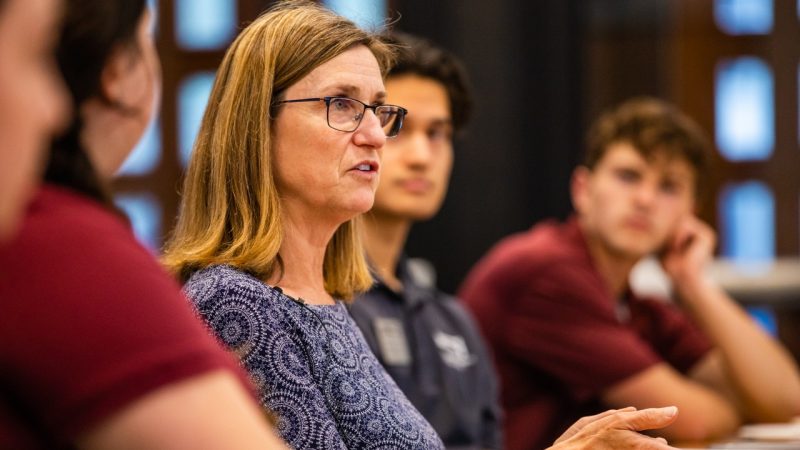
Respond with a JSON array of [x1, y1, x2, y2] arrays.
[[0, 185, 168, 293], [468, 219, 581, 279], [19, 184, 131, 253]]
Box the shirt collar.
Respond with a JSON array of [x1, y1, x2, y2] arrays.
[[370, 254, 435, 309]]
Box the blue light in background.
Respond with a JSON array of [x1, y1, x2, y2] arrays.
[[714, 0, 773, 35], [115, 193, 162, 252], [178, 72, 216, 167], [323, 0, 387, 31], [747, 306, 779, 336], [719, 181, 775, 266], [175, 0, 237, 51], [117, 117, 161, 176], [715, 57, 774, 161]]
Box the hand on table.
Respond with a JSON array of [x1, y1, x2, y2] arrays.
[[548, 406, 680, 450]]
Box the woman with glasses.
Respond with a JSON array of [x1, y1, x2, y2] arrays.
[[160, 1, 444, 449]]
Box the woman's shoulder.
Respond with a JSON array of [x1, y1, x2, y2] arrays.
[[187, 264, 255, 285], [184, 264, 280, 306]]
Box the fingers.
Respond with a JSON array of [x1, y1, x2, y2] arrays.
[[678, 216, 716, 250], [550, 408, 679, 450], [619, 406, 679, 432], [554, 407, 637, 443], [669, 219, 691, 251], [611, 430, 679, 450], [576, 407, 637, 428], [581, 406, 678, 435], [662, 215, 717, 281], [671, 217, 699, 252]]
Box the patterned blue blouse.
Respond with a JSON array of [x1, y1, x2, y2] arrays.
[[185, 265, 444, 449]]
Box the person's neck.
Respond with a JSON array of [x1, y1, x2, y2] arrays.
[[267, 208, 340, 305], [363, 211, 412, 292], [579, 221, 639, 301]]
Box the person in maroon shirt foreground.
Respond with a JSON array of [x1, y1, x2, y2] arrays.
[[460, 97, 800, 450], [0, 0, 286, 448]]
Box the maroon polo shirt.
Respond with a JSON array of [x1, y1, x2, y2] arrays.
[[460, 216, 711, 450], [0, 184, 249, 449]]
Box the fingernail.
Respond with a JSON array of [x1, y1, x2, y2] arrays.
[[662, 406, 678, 417]]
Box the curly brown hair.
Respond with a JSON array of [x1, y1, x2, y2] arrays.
[[585, 97, 713, 199]]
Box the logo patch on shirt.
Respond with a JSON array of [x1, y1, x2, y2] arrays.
[[374, 318, 412, 366], [433, 331, 475, 370]]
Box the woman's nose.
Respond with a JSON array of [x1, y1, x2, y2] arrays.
[[353, 109, 387, 148]]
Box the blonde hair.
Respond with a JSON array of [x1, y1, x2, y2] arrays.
[[162, 0, 395, 299]]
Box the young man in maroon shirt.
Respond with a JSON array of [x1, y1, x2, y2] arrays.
[[460, 98, 800, 450]]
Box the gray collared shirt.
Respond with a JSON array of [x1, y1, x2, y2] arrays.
[[349, 257, 503, 449]]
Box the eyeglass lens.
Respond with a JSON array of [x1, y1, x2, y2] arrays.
[[327, 97, 404, 137]]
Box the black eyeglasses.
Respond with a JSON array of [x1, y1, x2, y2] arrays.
[[274, 96, 408, 138]]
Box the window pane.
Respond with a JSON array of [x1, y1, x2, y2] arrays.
[[719, 181, 775, 268], [175, 0, 237, 50], [715, 57, 774, 161], [323, 0, 387, 31], [715, 0, 773, 35], [115, 193, 162, 252], [178, 72, 216, 167], [117, 117, 161, 176]]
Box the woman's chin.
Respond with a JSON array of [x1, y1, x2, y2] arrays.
[[338, 196, 375, 219]]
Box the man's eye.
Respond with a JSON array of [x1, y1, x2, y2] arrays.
[[616, 169, 639, 182], [660, 181, 680, 195], [427, 126, 452, 142]]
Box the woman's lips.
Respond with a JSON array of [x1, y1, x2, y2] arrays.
[[348, 160, 379, 181]]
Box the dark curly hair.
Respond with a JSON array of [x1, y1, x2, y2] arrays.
[[384, 32, 473, 134]]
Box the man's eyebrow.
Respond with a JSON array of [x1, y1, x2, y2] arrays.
[[428, 118, 453, 127], [663, 172, 692, 183]]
